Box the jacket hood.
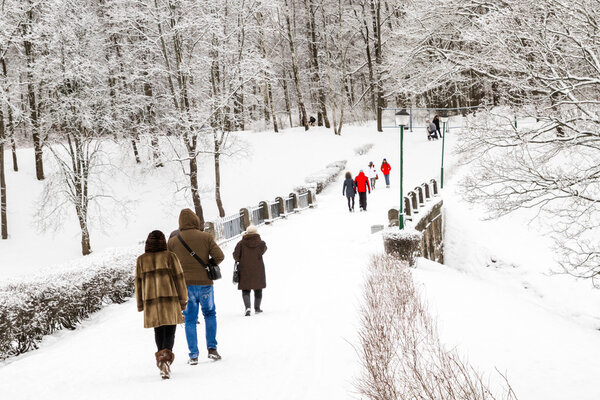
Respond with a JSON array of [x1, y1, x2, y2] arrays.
[[179, 208, 200, 230], [242, 233, 262, 248], [357, 172, 366, 178]]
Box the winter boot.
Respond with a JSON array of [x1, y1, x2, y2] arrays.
[[188, 357, 199, 365], [245, 308, 251, 316], [208, 348, 222, 361], [156, 349, 172, 379]]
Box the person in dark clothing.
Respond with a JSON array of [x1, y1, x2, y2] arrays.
[[342, 171, 357, 212], [308, 116, 316, 126], [354, 170, 371, 211], [433, 115, 442, 139], [233, 225, 268, 316]]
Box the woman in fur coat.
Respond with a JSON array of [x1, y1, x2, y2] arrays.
[[135, 230, 188, 379]]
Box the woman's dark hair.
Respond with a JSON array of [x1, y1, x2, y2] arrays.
[[345, 171, 352, 179], [145, 230, 167, 253]]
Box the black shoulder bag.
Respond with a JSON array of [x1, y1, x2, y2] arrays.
[[176, 233, 222, 280]]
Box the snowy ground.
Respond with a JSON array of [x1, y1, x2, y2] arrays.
[[1, 121, 600, 399]]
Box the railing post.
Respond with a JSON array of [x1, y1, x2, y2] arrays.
[[259, 201, 269, 223], [430, 179, 439, 196], [239, 208, 251, 230], [409, 191, 419, 212], [415, 186, 424, 206], [422, 183, 431, 200], [307, 189, 316, 207], [289, 192, 299, 210], [404, 197, 412, 220], [275, 196, 285, 216]]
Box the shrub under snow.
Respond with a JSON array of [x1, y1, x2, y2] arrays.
[[0, 249, 139, 360], [297, 160, 347, 194], [356, 254, 518, 400], [354, 143, 374, 155]]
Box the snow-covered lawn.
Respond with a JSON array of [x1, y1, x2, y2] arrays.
[[1, 121, 599, 399]]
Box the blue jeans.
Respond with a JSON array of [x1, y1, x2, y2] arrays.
[[384, 174, 390, 185], [184, 285, 217, 358]]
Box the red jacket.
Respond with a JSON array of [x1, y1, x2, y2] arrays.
[[354, 172, 371, 193], [381, 162, 391, 175]]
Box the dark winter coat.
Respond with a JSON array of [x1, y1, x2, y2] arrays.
[[135, 251, 188, 328], [381, 162, 391, 175], [167, 208, 225, 286], [342, 178, 357, 197], [354, 172, 371, 193], [233, 233, 267, 291], [433, 116, 440, 130]]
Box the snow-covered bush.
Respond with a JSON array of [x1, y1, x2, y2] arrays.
[[382, 228, 422, 266], [356, 254, 517, 399], [297, 160, 347, 194], [0, 250, 138, 360], [354, 143, 374, 155]]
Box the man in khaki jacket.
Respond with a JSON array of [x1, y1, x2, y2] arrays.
[[168, 208, 225, 364]]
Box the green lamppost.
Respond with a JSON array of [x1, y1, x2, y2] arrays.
[[395, 109, 410, 229], [440, 112, 449, 189]]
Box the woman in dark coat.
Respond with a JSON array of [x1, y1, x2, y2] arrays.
[[233, 225, 268, 316], [342, 171, 357, 212], [432, 115, 442, 139]]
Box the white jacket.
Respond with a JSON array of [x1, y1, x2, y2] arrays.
[[366, 165, 377, 179]]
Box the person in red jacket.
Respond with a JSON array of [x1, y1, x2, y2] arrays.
[[354, 170, 371, 211], [380, 159, 392, 188]]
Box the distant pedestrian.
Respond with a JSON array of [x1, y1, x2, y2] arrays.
[[380, 159, 391, 188], [354, 170, 371, 211], [366, 161, 378, 189], [233, 225, 268, 316], [433, 115, 442, 138], [168, 208, 225, 364], [426, 119, 437, 141], [308, 116, 316, 126], [135, 230, 188, 380], [342, 171, 357, 212]]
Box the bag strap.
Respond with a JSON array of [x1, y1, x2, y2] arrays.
[[177, 233, 208, 268]]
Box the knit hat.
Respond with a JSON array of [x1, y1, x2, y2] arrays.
[[246, 225, 258, 235]]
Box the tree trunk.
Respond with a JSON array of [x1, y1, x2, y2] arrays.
[[131, 138, 141, 164], [188, 154, 205, 228], [284, 0, 308, 130], [304, 0, 330, 128], [0, 58, 18, 172], [214, 145, 225, 217], [0, 103, 7, 239], [23, 4, 44, 180], [369, 0, 384, 132], [267, 81, 278, 133], [76, 204, 91, 255]]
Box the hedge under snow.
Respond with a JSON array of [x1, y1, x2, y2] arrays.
[[0, 248, 140, 360], [297, 160, 347, 194]]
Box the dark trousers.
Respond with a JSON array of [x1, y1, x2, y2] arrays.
[[242, 289, 263, 310], [346, 195, 355, 210], [358, 192, 367, 210], [154, 325, 176, 351]]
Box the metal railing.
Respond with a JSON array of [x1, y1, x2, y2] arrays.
[[400, 179, 440, 223], [250, 205, 266, 226], [285, 196, 295, 213], [270, 201, 281, 219], [297, 193, 309, 209], [214, 213, 245, 240]]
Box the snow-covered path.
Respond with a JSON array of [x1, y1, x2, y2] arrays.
[[0, 150, 407, 399]]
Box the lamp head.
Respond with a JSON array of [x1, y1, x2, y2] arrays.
[[394, 109, 410, 127]]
